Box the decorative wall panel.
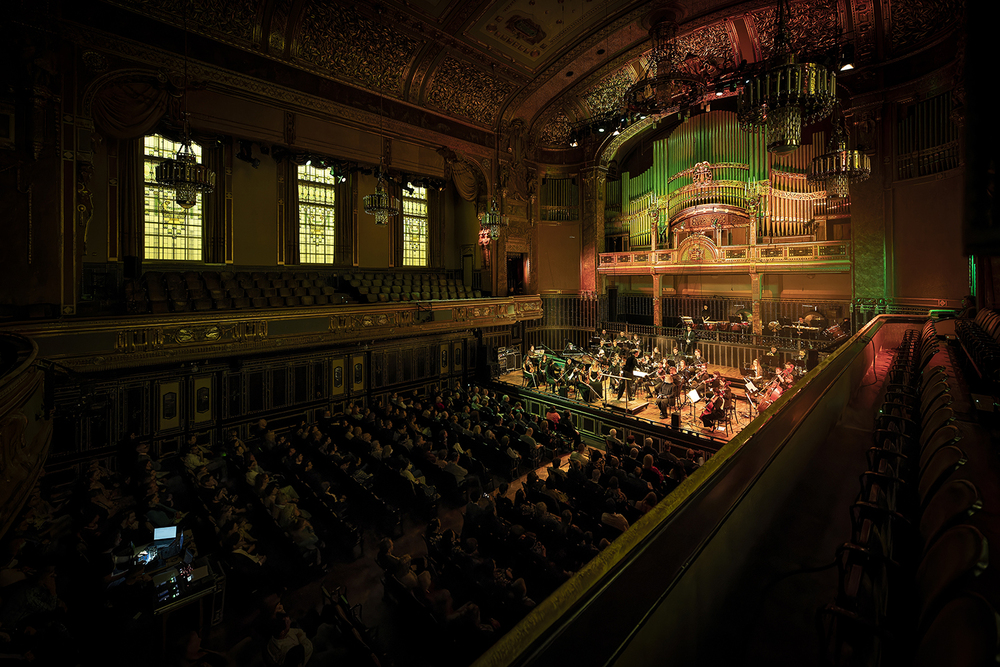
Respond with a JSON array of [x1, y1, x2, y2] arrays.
[[157, 381, 181, 433], [425, 57, 514, 126], [192, 375, 213, 424], [351, 354, 366, 393], [330, 357, 345, 397]]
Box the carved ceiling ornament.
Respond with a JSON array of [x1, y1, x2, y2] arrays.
[[889, 0, 964, 53], [537, 108, 573, 147], [750, 0, 841, 61], [103, 0, 258, 48], [294, 3, 421, 97], [583, 67, 636, 117], [425, 57, 514, 126], [674, 21, 737, 71]]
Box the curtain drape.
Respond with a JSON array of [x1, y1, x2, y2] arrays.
[[118, 138, 144, 260], [92, 79, 175, 140], [203, 145, 226, 264], [283, 161, 300, 265], [335, 175, 355, 266]]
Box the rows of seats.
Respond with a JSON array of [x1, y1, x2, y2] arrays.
[[956, 308, 1000, 382], [124, 270, 351, 314], [820, 318, 1000, 666], [341, 272, 482, 304]]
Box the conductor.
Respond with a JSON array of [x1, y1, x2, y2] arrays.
[[617, 349, 639, 400]]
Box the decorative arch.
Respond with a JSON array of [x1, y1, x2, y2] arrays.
[[677, 233, 720, 263]]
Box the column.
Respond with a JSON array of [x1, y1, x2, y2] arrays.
[[750, 271, 762, 335], [652, 273, 663, 328]]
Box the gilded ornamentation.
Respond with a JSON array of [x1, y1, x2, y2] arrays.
[[583, 67, 635, 117], [850, 0, 877, 63], [81, 51, 109, 73], [537, 108, 573, 147], [675, 21, 736, 70], [425, 57, 514, 126], [103, 0, 257, 47], [268, 0, 294, 53], [294, 4, 421, 96], [751, 0, 840, 60], [889, 0, 963, 53]]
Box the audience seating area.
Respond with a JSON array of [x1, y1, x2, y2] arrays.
[[341, 272, 482, 304], [820, 315, 1000, 666], [124, 270, 353, 314], [122, 269, 485, 314]]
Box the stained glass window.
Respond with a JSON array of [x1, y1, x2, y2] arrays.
[[143, 134, 204, 261], [402, 182, 428, 267], [298, 164, 337, 264]]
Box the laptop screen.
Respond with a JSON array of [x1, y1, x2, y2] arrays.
[[153, 526, 177, 542]]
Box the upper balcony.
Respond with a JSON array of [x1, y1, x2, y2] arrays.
[[598, 238, 851, 275]]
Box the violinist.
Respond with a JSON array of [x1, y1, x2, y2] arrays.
[[692, 348, 707, 370]]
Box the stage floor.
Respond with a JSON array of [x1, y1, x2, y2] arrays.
[[497, 361, 762, 445]]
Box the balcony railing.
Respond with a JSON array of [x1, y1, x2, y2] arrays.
[[668, 180, 752, 221], [598, 240, 850, 271]]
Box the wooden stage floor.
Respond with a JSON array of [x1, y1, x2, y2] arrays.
[[497, 362, 763, 445]]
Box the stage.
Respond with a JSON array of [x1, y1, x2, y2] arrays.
[[496, 361, 763, 445]]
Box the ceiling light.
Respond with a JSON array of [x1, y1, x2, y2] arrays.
[[612, 129, 620, 136], [840, 63, 854, 71], [807, 111, 871, 198], [598, 127, 606, 133]]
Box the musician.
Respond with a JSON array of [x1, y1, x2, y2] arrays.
[[778, 361, 796, 387], [600, 329, 612, 347], [692, 348, 706, 369], [683, 325, 698, 356], [544, 358, 560, 389], [615, 331, 629, 347], [745, 358, 767, 386], [669, 345, 682, 367], [632, 333, 642, 350], [794, 349, 808, 376], [701, 305, 712, 325], [617, 349, 639, 400], [655, 366, 676, 418], [651, 346, 662, 363], [700, 391, 726, 430], [522, 358, 539, 388]]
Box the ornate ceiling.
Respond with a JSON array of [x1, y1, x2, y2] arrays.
[[87, 0, 963, 149]]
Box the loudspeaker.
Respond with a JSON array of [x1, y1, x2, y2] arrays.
[[670, 413, 680, 430], [124, 255, 142, 279]]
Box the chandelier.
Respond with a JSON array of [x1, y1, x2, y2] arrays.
[[737, 0, 837, 153], [623, 19, 705, 119], [155, 139, 215, 209], [153, 14, 215, 208], [479, 196, 508, 240], [364, 161, 398, 226], [807, 114, 871, 198]]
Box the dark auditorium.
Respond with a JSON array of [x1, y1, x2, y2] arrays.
[[1, 0, 997, 665]]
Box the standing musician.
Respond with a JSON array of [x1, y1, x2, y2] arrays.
[[617, 349, 639, 400], [683, 325, 698, 356]]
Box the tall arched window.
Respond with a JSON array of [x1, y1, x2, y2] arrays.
[[402, 182, 428, 267], [297, 164, 337, 264], [143, 134, 204, 261]]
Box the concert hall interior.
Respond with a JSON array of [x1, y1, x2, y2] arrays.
[[0, 0, 997, 665]]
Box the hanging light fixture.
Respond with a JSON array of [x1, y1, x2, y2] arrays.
[[479, 193, 508, 241], [807, 113, 871, 198], [737, 0, 837, 153], [622, 19, 705, 119], [362, 9, 398, 226], [364, 160, 398, 226], [154, 13, 215, 208]]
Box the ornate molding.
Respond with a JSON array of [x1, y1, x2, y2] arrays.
[[424, 57, 515, 127]]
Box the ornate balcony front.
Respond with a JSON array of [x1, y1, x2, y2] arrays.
[[598, 238, 851, 275]]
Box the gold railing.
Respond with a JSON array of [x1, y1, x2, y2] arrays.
[[667, 180, 752, 221], [598, 240, 850, 270]]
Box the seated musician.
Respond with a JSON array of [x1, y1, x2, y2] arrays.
[[651, 346, 662, 363], [600, 329, 612, 346], [745, 358, 767, 386], [615, 331, 629, 347], [778, 361, 796, 387], [700, 390, 726, 430], [632, 333, 642, 349], [669, 346, 682, 366], [522, 358, 538, 388], [655, 367, 676, 418], [693, 349, 706, 369], [544, 359, 560, 389], [794, 349, 808, 375]]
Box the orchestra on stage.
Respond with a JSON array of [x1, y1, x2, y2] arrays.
[[515, 326, 811, 436]]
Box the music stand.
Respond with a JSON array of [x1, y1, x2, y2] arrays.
[[687, 388, 702, 423], [744, 381, 759, 420]]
